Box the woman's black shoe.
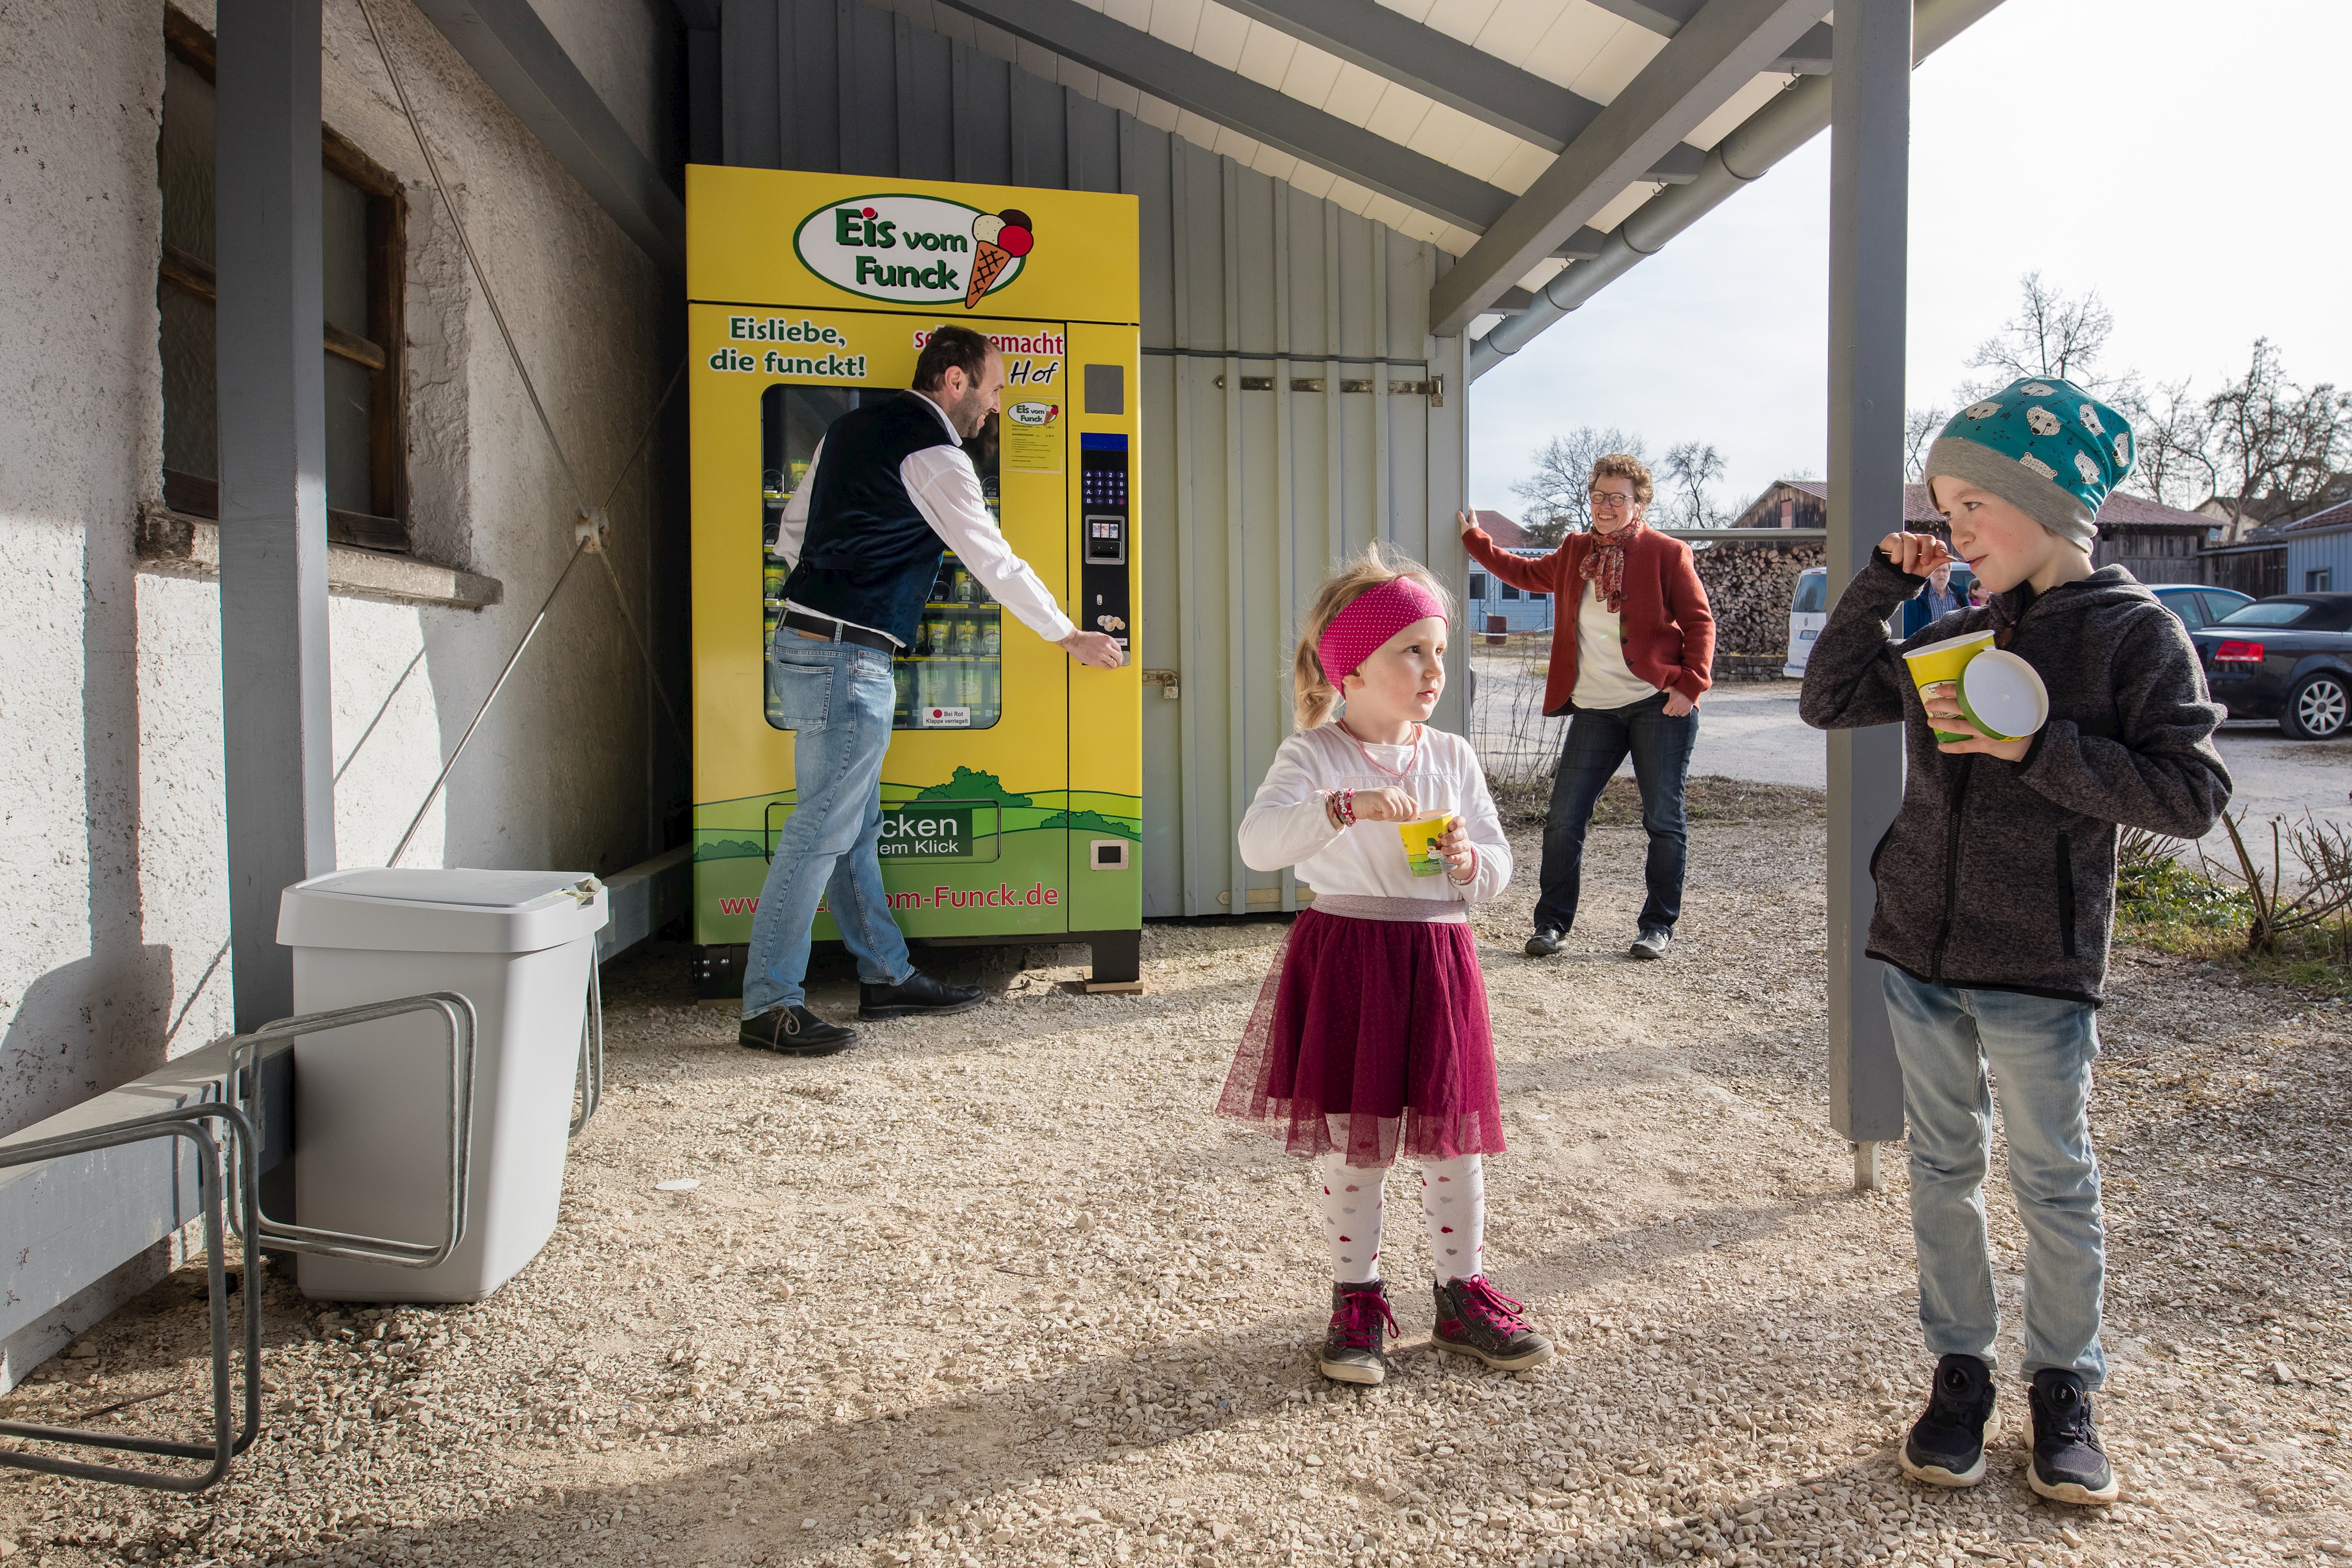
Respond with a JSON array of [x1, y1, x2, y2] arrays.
[[858, 968, 985, 1020], [740, 1004, 856, 1056]]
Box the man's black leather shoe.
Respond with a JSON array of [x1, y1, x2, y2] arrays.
[[859, 969, 985, 1021], [740, 1005, 856, 1056]]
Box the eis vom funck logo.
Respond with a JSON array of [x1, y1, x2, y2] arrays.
[[791, 195, 1036, 309]]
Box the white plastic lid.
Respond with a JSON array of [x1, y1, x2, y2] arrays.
[[278, 868, 609, 955]]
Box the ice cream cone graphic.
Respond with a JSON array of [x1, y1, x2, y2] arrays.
[[965, 208, 1034, 308]]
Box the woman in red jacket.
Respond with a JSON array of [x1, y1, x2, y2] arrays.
[[1459, 453, 1715, 960]]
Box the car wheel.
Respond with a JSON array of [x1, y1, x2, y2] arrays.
[[2281, 671, 2350, 740]]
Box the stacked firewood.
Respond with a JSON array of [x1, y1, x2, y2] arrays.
[[1689, 540, 1825, 657]]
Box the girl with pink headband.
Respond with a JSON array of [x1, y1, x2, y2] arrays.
[[1217, 544, 1551, 1385]]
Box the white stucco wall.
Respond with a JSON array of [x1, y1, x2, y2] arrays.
[[0, 0, 669, 1157]]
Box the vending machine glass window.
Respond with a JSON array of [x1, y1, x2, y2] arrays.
[[759, 384, 1004, 732]]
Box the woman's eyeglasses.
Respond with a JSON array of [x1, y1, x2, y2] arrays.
[[1588, 491, 1637, 510]]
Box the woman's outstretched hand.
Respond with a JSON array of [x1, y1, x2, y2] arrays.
[[1457, 510, 1478, 538]]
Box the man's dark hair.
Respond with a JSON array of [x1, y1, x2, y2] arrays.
[[912, 326, 994, 392]]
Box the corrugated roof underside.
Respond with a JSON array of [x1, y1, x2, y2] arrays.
[[875, 0, 1797, 290]]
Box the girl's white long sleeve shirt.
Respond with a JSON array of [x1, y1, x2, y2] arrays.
[[1237, 723, 1512, 904]]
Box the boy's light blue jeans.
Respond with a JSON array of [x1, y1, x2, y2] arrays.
[[742, 635, 914, 1017], [1882, 965, 2107, 1388]]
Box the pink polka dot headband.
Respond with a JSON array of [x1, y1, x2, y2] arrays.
[[1316, 575, 1448, 684]]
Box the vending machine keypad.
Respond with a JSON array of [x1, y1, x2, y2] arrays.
[[1079, 433, 1132, 656]]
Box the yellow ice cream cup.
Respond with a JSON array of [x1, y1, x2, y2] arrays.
[[1901, 630, 1997, 744], [1396, 811, 1460, 878]]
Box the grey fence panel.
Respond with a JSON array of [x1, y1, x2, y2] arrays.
[[717, 0, 1465, 917]]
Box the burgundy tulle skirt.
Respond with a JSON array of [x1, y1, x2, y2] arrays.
[[1216, 895, 1505, 1166]]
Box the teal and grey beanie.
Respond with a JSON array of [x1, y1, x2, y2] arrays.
[[1923, 376, 2136, 548]]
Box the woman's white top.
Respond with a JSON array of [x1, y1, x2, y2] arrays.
[[1572, 579, 1662, 710], [1237, 723, 1512, 904]]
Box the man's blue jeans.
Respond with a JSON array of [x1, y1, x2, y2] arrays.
[[1882, 965, 2107, 1387], [741, 635, 914, 1017], [1533, 691, 1696, 935]]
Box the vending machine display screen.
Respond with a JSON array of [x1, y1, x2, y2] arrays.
[[760, 385, 1004, 731]]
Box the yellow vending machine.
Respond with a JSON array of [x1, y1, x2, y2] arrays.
[[686, 166, 1142, 992]]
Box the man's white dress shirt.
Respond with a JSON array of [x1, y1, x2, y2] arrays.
[[773, 393, 1076, 645]]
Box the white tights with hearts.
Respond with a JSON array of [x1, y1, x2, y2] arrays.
[[1313, 1151, 1485, 1286]]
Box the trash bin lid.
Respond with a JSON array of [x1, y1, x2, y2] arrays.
[[278, 869, 609, 955]]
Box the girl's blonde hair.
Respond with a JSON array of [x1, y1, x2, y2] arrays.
[[1291, 541, 1456, 729]]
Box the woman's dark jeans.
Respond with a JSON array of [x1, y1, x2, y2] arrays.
[[1533, 691, 1698, 937]]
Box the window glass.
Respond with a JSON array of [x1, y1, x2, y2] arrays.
[[1499, 583, 1520, 601], [1792, 572, 1827, 613], [1468, 572, 1488, 599], [2213, 601, 2311, 627], [758, 385, 1003, 732], [160, 286, 217, 489], [323, 351, 373, 516], [322, 171, 371, 339], [158, 37, 397, 538], [2308, 570, 2334, 593], [160, 55, 215, 267]]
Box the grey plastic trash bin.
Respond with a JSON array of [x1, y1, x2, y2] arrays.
[[276, 868, 608, 1303]]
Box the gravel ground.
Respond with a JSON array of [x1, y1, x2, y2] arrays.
[[5, 809, 2350, 1568]]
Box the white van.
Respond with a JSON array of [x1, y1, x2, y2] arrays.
[[1783, 567, 1828, 677], [1784, 564, 1977, 676]]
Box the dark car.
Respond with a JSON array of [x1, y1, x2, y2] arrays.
[[2151, 584, 2253, 631], [2191, 593, 2352, 740]]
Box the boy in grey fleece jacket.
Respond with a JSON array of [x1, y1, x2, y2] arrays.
[[1802, 378, 2229, 1509]]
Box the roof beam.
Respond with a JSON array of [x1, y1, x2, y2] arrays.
[[930, 0, 1516, 228], [1429, 0, 1828, 335], [1589, 0, 1833, 72], [931, 0, 1703, 231], [1583, 0, 1706, 32], [1210, 0, 1605, 153], [412, 0, 684, 273]]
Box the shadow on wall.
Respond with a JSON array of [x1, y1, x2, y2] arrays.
[[0, 515, 179, 1141]]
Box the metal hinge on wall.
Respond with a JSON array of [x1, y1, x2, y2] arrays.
[[1210, 374, 1441, 405]]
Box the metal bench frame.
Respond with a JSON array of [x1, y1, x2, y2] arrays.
[[0, 1102, 261, 1491]]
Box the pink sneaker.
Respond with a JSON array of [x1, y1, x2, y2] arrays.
[[1318, 1281, 1401, 1385], [1432, 1276, 1553, 1371]]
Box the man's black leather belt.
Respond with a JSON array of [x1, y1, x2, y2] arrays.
[[780, 610, 898, 653]]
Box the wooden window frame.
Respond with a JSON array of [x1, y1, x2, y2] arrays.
[[161, 6, 409, 552]]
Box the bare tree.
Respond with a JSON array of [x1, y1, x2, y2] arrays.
[[1510, 427, 1647, 544], [1962, 272, 2122, 398], [2115, 378, 2218, 512], [1659, 440, 1728, 528], [1904, 406, 1948, 482], [2203, 339, 2352, 539]]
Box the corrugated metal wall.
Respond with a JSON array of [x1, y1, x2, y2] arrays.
[[2287, 528, 2350, 594], [714, 0, 1470, 919]]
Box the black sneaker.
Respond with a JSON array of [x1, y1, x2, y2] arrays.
[[858, 969, 985, 1020], [1317, 1280, 1399, 1386], [1431, 1276, 1553, 1372], [740, 1005, 856, 1056], [1524, 926, 1565, 958], [2025, 1369, 2119, 1505], [1900, 1353, 1997, 1488]]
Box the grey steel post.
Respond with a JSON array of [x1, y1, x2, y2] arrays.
[[1826, 0, 1910, 1188], [216, 0, 335, 1029]]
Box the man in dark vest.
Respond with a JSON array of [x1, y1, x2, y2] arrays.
[[742, 325, 1124, 1055]]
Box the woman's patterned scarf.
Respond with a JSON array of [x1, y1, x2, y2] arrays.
[[1580, 521, 1643, 613]]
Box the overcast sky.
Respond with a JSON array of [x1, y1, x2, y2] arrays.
[[1465, 0, 2352, 523]]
